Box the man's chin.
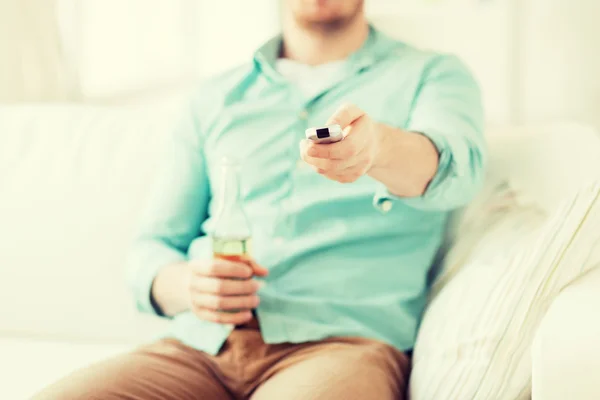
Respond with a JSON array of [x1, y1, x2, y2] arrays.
[[297, 15, 351, 32]]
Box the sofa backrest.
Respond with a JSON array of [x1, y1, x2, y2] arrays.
[[0, 104, 181, 342], [486, 123, 600, 213]]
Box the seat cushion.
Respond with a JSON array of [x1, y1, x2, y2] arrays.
[[532, 266, 600, 400]]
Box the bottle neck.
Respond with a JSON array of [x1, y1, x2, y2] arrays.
[[218, 163, 241, 211], [213, 159, 251, 240]]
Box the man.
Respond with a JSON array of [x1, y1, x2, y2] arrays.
[[35, 0, 485, 399]]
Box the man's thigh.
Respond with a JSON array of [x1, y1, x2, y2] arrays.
[[251, 338, 410, 400], [32, 339, 233, 400]]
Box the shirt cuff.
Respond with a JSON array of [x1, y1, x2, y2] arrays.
[[126, 240, 188, 316], [373, 129, 454, 212]]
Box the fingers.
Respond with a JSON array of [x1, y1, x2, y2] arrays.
[[248, 259, 270, 277], [192, 309, 254, 325], [190, 276, 263, 296], [300, 115, 370, 161], [191, 259, 253, 279], [187, 259, 268, 325], [300, 139, 367, 170], [300, 149, 368, 183], [326, 103, 366, 129], [192, 293, 260, 311], [191, 258, 269, 279], [188, 273, 264, 324], [302, 154, 356, 173], [319, 165, 367, 183], [301, 136, 361, 161]]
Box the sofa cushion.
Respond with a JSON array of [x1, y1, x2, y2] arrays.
[[532, 266, 600, 400], [410, 123, 600, 400]]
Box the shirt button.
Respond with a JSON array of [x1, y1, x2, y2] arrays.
[[380, 200, 393, 213], [298, 110, 309, 120]]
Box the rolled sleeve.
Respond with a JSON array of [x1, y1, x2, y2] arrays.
[[126, 98, 210, 316], [127, 240, 188, 316], [374, 55, 486, 212]]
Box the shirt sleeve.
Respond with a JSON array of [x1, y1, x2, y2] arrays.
[[125, 98, 210, 317], [373, 55, 487, 212]]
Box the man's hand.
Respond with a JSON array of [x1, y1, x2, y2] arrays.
[[151, 258, 268, 324], [186, 258, 268, 325], [299, 103, 439, 197], [299, 103, 381, 184]]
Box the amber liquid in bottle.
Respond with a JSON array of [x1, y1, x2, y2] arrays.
[[212, 236, 252, 263]]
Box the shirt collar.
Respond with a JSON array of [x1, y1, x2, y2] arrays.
[[253, 34, 284, 82], [253, 25, 396, 82]]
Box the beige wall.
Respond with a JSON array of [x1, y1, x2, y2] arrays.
[[2, 0, 599, 129], [520, 0, 600, 129], [0, 0, 78, 103], [368, 0, 600, 131]]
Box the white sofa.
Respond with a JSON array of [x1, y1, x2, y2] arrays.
[[1, 104, 599, 399]]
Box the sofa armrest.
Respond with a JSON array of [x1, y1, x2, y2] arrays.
[[532, 266, 600, 400]]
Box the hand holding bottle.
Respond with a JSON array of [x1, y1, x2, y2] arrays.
[[186, 258, 268, 325], [202, 157, 266, 323], [151, 158, 266, 323]]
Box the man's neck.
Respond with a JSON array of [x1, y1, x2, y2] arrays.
[[281, 16, 369, 66]]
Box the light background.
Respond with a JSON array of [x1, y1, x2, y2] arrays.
[[57, 0, 600, 129]]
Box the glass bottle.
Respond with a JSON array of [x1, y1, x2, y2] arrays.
[[211, 158, 252, 263]]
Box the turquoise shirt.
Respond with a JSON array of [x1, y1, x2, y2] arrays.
[[126, 28, 486, 355]]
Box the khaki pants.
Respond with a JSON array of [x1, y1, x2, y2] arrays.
[[34, 319, 410, 400]]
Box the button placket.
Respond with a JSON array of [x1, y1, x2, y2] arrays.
[[298, 110, 309, 120]]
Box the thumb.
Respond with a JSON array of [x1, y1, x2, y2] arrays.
[[326, 103, 366, 130]]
